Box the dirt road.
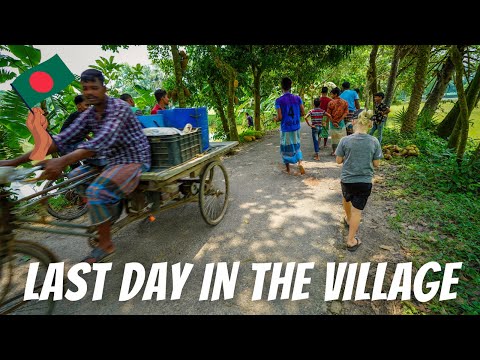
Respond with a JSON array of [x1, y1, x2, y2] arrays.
[[21, 122, 405, 314]]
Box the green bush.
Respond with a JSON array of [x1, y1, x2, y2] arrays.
[[382, 127, 480, 314]]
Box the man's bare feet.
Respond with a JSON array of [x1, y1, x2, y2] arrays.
[[313, 154, 319, 161]]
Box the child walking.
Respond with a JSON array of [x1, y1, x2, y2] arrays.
[[304, 97, 331, 160]]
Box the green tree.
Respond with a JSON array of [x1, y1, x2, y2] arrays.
[[401, 45, 432, 133], [89, 55, 122, 98], [365, 45, 379, 109], [243, 45, 282, 130], [419, 46, 464, 119], [448, 45, 470, 161], [385, 45, 415, 106]]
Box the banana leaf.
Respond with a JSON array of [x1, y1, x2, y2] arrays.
[[7, 45, 41, 68], [0, 90, 32, 141]]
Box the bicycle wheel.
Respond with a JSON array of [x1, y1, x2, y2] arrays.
[[0, 240, 59, 315], [199, 161, 229, 226], [43, 176, 88, 220]]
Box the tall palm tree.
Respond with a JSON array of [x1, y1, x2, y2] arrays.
[[401, 45, 432, 133]]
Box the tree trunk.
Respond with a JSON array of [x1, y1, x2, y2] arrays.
[[420, 46, 465, 120], [170, 45, 186, 108], [253, 65, 262, 131], [227, 74, 239, 141], [365, 45, 379, 109], [385, 46, 402, 107], [299, 88, 306, 103], [385, 46, 415, 106], [448, 46, 470, 161], [436, 63, 480, 138], [208, 79, 229, 137], [401, 45, 432, 133]]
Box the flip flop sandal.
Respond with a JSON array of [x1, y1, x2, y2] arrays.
[[347, 237, 362, 252], [81, 247, 116, 264]]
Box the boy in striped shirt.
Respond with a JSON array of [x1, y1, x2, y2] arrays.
[[305, 97, 331, 160]]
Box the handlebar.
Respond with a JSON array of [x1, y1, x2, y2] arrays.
[[0, 166, 44, 184]]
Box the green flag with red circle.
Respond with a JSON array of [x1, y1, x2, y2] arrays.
[[11, 54, 75, 108]]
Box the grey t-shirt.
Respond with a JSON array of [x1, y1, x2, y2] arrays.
[[335, 133, 383, 183]]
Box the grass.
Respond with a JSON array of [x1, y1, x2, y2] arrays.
[[388, 101, 480, 141], [380, 127, 480, 314]]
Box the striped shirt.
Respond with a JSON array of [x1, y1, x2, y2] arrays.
[[308, 108, 325, 126], [53, 96, 151, 167]]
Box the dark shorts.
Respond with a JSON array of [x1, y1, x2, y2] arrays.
[[341, 182, 372, 210]]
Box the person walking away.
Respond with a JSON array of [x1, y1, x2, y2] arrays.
[[369, 91, 390, 145], [327, 87, 349, 156], [275, 77, 306, 174], [246, 112, 254, 128], [335, 110, 383, 251], [304, 97, 331, 160], [319, 87, 332, 148], [340, 81, 360, 135]]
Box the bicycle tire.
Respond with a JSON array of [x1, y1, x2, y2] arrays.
[[44, 177, 89, 220], [0, 240, 60, 315]]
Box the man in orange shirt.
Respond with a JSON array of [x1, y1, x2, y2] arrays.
[[327, 87, 349, 156]]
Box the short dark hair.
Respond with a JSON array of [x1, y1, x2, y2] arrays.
[[321, 87, 328, 94], [354, 88, 360, 94], [281, 77, 292, 91], [74, 94, 85, 105], [331, 87, 341, 96], [154, 89, 167, 102], [342, 81, 350, 89], [120, 93, 133, 101], [313, 97, 321, 107], [80, 69, 105, 85], [245, 112, 249, 116], [374, 91, 385, 99]]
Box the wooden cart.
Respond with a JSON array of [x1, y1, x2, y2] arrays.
[[110, 141, 238, 234]]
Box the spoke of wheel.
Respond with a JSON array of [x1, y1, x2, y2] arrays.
[[205, 194, 218, 218]]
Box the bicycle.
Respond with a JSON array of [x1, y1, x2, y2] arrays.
[[39, 153, 88, 220], [0, 165, 99, 315], [0, 140, 237, 314], [41, 170, 88, 220]]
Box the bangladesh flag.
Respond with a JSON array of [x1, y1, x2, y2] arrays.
[[11, 54, 75, 108]]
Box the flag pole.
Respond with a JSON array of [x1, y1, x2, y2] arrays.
[[11, 84, 35, 115]]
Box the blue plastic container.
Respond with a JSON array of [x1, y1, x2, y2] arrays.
[[137, 114, 164, 128], [159, 107, 209, 151]]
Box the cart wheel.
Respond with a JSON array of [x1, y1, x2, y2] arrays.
[[199, 161, 229, 226]]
